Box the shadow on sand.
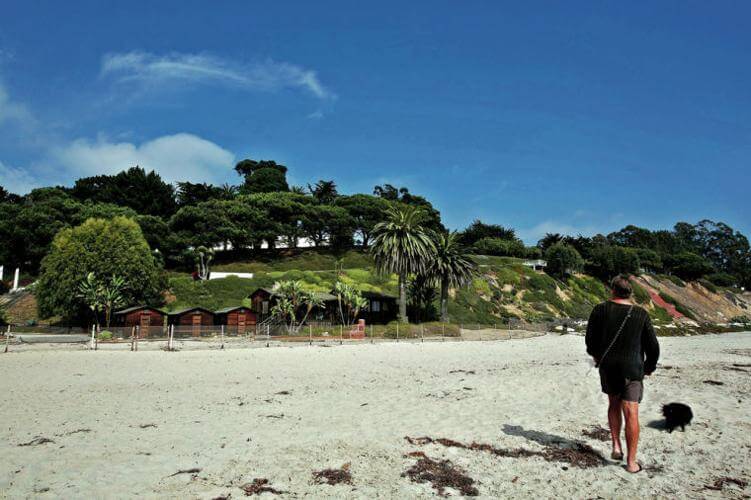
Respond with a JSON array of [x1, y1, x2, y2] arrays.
[[502, 424, 580, 448], [646, 419, 667, 431]]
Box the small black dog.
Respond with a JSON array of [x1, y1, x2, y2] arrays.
[[662, 403, 693, 432]]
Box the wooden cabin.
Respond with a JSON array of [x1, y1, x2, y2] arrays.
[[215, 306, 256, 334], [248, 288, 338, 322], [249, 288, 275, 319], [113, 306, 166, 335], [167, 307, 215, 336], [360, 291, 398, 324]]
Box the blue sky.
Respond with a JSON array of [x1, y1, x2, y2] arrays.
[[1, 1, 749, 242]]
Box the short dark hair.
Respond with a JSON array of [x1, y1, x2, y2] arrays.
[[610, 274, 633, 298]]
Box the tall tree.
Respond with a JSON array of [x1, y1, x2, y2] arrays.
[[235, 158, 289, 194], [459, 219, 517, 247], [428, 231, 476, 322], [37, 217, 166, 322], [71, 167, 177, 217], [334, 194, 390, 248], [370, 205, 436, 322], [308, 180, 338, 204]]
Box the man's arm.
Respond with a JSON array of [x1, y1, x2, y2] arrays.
[[585, 304, 602, 359], [642, 314, 660, 375]]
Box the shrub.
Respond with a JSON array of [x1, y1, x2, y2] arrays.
[[698, 279, 717, 294], [658, 291, 695, 319], [36, 217, 167, 321], [707, 272, 736, 287], [631, 282, 651, 305], [0, 305, 8, 325], [544, 243, 584, 279], [98, 330, 113, 340], [472, 237, 526, 257]]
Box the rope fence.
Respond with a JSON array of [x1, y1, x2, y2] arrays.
[[0, 319, 570, 353]]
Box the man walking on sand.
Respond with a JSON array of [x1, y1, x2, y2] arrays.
[[586, 275, 660, 473]]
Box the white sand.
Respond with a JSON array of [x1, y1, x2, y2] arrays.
[[1, 333, 749, 498]]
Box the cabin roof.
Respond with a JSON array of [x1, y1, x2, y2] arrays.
[[167, 306, 215, 317], [360, 290, 398, 300], [215, 305, 252, 314], [114, 305, 166, 315]]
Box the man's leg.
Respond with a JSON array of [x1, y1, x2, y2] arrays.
[[607, 395, 623, 458], [622, 401, 640, 472]]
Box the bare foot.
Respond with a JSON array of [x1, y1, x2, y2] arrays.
[[625, 462, 642, 473]]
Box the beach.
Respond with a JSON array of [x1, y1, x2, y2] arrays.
[[0, 332, 749, 498]]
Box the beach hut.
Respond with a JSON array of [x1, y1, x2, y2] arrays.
[[167, 307, 216, 336], [248, 288, 339, 322], [113, 306, 166, 336], [360, 291, 398, 324], [215, 306, 256, 334]]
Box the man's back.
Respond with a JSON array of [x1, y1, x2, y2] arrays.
[[585, 301, 660, 381]]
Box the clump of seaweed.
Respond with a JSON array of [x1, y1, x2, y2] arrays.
[[404, 435, 607, 469], [18, 436, 55, 447], [312, 462, 352, 485], [240, 478, 285, 496], [402, 451, 479, 497], [703, 476, 748, 491], [582, 425, 611, 442]]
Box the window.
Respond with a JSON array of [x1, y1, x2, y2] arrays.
[[262, 301, 269, 314], [371, 300, 381, 312]]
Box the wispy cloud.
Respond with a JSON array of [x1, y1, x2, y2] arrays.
[[100, 51, 334, 99], [54, 133, 235, 185], [0, 81, 34, 128], [0, 160, 39, 194]]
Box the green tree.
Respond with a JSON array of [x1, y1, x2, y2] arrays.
[[77, 273, 127, 328], [545, 243, 584, 279], [428, 231, 476, 322], [370, 205, 436, 322], [472, 237, 526, 257], [300, 205, 354, 248], [176, 182, 233, 206], [235, 158, 289, 194], [665, 252, 714, 281], [37, 217, 166, 322], [71, 167, 177, 217], [459, 219, 517, 247], [333, 281, 368, 326], [586, 245, 640, 280], [308, 180, 338, 204], [270, 280, 323, 334], [334, 194, 390, 248]]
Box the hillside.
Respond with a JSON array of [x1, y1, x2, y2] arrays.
[[6, 249, 749, 328], [165, 250, 751, 327]]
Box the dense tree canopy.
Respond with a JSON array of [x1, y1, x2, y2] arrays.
[[36, 217, 166, 322], [545, 243, 584, 279], [459, 220, 517, 247], [71, 166, 177, 217]]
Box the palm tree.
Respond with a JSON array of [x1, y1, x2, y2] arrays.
[[429, 231, 477, 322], [370, 205, 436, 322]]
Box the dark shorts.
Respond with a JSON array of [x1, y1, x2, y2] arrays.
[[600, 370, 643, 403]]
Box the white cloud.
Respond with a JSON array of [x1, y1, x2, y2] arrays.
[[0, 81, 34, 127], [0, 161, 39, 194], [101, 51, 334, 99], [55, 133, 235, 184]]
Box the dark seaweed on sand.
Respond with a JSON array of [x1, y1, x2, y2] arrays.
[[312, 462, 353, 485], [241, 479, 285, 496], [704, 476, 748, 491], [582, 425, 610, 441], [402, 451, 479, 497], [18, 437, 55, 447], [405, 435, 606, 469]]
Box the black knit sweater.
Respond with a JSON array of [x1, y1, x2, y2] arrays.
[[585, 301, 660, 380]]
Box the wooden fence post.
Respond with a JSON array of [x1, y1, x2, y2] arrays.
[[340, 324, 343, 345], [221, 324, 225, 349], [4, 324, 10, 353], [309, 324, 312, 346], [420, 323, 424, 342], [396, 322, 399, 343]]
